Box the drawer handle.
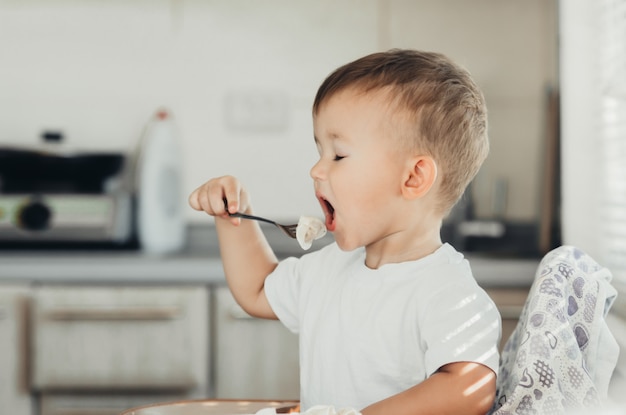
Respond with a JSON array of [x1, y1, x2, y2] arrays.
[[44, 306, 181, 321]]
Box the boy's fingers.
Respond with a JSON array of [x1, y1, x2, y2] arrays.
[[223, 194, 239, 214], [213, 189, 242, 226], [207, 177, 239, 215], [188, 187, 203, 211], [222, 179, 242, 214], [188, 176, 247, 226], [188, 182, 222, 216], [199, 189, 214, 215]]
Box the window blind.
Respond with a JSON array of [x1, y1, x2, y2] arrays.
[[601, 0, 626, 309], [598, 1, 626, 402], [561, 0, 626, 401]]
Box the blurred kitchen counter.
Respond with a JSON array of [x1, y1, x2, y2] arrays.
[[0, 226, 223, 284], [0, 225, 540, 287]]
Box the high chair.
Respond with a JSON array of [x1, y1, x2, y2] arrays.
[[490, 246, 619, 414]]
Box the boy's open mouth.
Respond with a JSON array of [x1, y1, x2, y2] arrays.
[[319, 197, 335, 231]]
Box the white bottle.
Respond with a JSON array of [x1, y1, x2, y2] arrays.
[[135, 108, 186, 254]]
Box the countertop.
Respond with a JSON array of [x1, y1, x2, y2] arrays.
[[0, 225, 540, 287]]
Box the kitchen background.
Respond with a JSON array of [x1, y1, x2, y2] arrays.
[[0, 0, 558, 227], [2, 1, 626, 415]]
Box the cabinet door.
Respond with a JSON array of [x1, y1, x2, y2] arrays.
[[32, 286, 208, 393], [214, 285, 299, 400], [485, 288, 529, 351], [0, 285, 32, 415]]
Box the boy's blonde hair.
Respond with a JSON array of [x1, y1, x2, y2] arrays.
[[312, 49, 489, 215]]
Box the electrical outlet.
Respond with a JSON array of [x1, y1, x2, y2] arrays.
[[223, 90, 289, 133]]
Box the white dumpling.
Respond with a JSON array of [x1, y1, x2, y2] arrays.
[[296, 215, 327, 250]]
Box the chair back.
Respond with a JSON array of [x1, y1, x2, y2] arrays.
[[491, 246, 619, 414]]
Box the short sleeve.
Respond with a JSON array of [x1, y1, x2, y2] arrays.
[[422, 283, 501, 376], [264, 256, 302, 333]]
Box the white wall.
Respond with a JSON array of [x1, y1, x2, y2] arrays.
[[0, 0, 557, 223]]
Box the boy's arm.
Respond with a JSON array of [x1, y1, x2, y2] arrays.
[[361, 362, 496, 415], [189, 176, 278, 319], [214, 214, 279, 319]]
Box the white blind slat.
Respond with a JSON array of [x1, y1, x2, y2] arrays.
[[600, 0, 626, 283]]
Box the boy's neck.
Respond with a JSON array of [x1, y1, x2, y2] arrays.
[[363, 219, 443, 269]]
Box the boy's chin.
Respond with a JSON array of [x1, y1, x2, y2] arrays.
[[334, 236, 361, 252]]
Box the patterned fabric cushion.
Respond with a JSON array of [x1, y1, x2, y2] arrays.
[[490, 246, 619, 414]]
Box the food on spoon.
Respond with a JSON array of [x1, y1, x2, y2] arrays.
[[296, 215, 327, 250]]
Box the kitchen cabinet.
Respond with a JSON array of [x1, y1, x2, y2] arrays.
[[0, 285, 32, 415], [31, 285, 209, 392], [484, 287, 529, 351], [213, 285, 299, 400], [27, 285, 210, 415]]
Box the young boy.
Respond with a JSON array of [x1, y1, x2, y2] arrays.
[[189, 49, 501, 415]]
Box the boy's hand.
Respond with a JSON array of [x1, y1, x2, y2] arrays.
[[188, 175, 250, 226], [188, 175, 277, 320]]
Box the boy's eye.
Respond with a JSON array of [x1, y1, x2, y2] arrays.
[[334, 155, 345, 161]]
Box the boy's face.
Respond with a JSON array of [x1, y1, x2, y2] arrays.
[[311, 87, 412, 251]]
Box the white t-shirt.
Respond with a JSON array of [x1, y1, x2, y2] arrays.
[[264, 242, 501, 411]]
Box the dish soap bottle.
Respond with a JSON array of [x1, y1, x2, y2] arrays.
[[135, 108, 186, 254]]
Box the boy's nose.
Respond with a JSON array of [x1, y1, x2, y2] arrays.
[[310, 159, 326, 181]]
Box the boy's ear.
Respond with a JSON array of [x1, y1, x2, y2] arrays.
[[402, 156, 438, 199]]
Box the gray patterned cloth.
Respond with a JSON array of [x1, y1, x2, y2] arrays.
[[490, 246, 619, 414]]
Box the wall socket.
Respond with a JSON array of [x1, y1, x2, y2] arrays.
[[223, 90, 289, 133]]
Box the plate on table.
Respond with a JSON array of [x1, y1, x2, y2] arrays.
[[120, 399, 300, 415]]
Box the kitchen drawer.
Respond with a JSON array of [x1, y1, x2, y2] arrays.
[[31, 286, 209, 392]]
